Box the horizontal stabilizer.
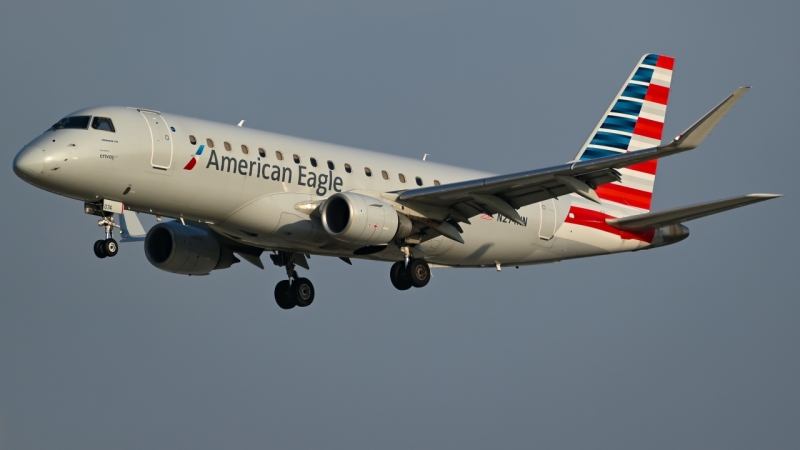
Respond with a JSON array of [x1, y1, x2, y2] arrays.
[[119, 209, 146, 242], [607, 193, 780, 230]]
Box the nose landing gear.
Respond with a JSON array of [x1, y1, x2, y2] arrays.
[[93, 214, 119, 258], [93, 238, 118, 258]]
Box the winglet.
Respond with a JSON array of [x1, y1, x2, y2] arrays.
[[667, 86, 750, 151]]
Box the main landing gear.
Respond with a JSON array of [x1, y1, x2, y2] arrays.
[[389, 247, 431, 290], [270, 251, 315, 310], [93, 214, 119, 258]]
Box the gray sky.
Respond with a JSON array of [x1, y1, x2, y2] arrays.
[[1, 1, 798, 448]]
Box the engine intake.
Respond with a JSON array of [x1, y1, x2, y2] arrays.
[[320, 192, 413, 245], [144, 222, 235, 275]]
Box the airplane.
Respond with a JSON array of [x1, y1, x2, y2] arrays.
[[12, 54, 780, 310]]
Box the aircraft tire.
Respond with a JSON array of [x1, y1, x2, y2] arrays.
[[406, 259, 431, 288], [103, 238, 118, 257], [390, 261, 412, 291], [274, 280, 295, 309], [292, 278, 315, 307], [93, 240, 107, 259]]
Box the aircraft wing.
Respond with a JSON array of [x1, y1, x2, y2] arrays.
[[606, 194, 780, 230], [397, 87, 750, 223]]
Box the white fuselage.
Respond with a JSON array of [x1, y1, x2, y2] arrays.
[[13, 106, 651, 268]]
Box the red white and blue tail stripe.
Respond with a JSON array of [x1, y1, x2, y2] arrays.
[[573, 54, 674, 211]]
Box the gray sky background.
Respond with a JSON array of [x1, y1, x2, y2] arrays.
[[1, 1, 798, 449]]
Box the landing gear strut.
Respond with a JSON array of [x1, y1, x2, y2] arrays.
[[270, 251, 315, 310], [93, 214, 119, 258], [389, 247, 431, 290]]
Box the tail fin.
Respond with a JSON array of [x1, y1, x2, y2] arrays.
[[573, 54, 675, 211]]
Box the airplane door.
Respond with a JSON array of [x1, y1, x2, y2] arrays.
[[140, 110, 173, 170], [538, 199, 556, 240]]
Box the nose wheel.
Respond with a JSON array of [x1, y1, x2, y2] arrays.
[[93, 239, 118, 258], [93, 214, 120, 259]]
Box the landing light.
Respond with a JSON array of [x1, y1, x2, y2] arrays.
[[294, 201, 320, 214]]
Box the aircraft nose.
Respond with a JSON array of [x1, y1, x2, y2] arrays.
[[13, 146, 45, 180]]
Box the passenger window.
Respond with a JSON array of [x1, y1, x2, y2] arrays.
[[258, 148, 266, 158], [224, 142, 232, 151], [344, 164, 352, 173], [327, 160, 335, 170], [434, 180, 441, 186], [91, 117, 115, 132], [276, 151, 284, 160], [293, 154, 300, 164], [189, 135, 197, 145], [206, 139, 214, 148], [415, 177, 423, 186], [398, 173, 406, 183], [381, 170, 389, 180], [241, 145, 249, 154], [310, 157, 318, 167], [50, 116, 91, 131], [364, 167, 372, 177]]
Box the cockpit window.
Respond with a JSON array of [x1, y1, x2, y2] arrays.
[[49, 116, 90, 131], [91, 117, 115, 132]]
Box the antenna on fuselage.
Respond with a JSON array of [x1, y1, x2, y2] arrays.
[[237, 120, 245, 127], [422, 153, 429, 161]]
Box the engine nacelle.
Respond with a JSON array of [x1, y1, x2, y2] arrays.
[[645, 223, 690, 249], [320, 192, 413, 245], [144, 222, 235, 275]]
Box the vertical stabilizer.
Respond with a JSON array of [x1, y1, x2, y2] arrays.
[[574, 54, 674, 211]]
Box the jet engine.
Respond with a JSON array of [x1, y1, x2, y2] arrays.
[[144, 221, 236, 275], [320, 192, 414, 245], [644, 223, 690, 249]]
